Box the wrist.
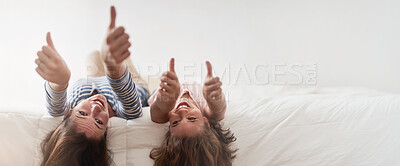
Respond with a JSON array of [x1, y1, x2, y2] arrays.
[[49, 82, 68, 92], [155, 96, 176, 112], [206, 94, 226, 111], [105, 63, 126, 79]]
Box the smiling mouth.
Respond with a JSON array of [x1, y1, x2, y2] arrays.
[[92, 98, 105, 108], [176, 102, 190, 111]]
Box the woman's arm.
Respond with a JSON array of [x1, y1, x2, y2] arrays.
[[150, 95, 171, 123], [35, 32, 71, 116], [203, 61, 226, 121], [44, 82, 71, 116], [108, 68, 143, 119], [101, 6, 143, 119], [150, 58, 180, 123], [101, 6, 131, 80]]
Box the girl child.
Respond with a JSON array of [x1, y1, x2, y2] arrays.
[[149, 58, 237, 166], [36, 6, 148, 166]]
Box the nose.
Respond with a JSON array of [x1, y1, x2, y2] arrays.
[[178, 109, 188, 117], [91, 104, 102, 115], [181, 91, 190, 98]]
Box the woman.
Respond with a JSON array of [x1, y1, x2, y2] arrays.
[[36, 6, 148, 165], [149, 58, 237, 166]]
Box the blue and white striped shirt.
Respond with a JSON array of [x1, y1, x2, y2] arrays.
[[45, 69, 147, 120]]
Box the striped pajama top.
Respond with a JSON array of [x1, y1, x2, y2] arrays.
[[45, 69, 146, 120]]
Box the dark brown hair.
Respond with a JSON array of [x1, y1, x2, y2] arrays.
[[40, 115, 112, 166], [150, 119, 237, 166]]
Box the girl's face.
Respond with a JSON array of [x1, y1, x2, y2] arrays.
[[69, 94, 110, 140], [168, 92, 209, 137]]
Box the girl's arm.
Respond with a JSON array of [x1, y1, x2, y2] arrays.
[[101, 6, 143, 119], [101, 6, 131, 80], [108, 68, 143, 119], [44, 82, 71, 116], [150, 58, 180, 123], [35, 32, 71, 116], [203, 61, 226, 121], [204, 92, 226, 121]]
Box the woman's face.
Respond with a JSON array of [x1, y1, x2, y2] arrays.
[[168, 92, 209, 137], [69, 94, 109, 140]]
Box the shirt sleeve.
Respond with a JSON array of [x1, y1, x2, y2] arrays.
[[107, 68, 143, 119], [44, 81, 71, 117]]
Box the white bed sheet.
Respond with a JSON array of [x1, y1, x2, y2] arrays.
[[1, 86, 399, 166]]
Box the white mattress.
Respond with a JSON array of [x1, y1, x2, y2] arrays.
[[1, 86, 399, 166]]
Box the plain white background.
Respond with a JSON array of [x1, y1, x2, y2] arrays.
[[0, 0, 399, 111]]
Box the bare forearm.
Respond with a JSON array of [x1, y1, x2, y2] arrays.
[[151, 59, 180, 123], [150, 101, 171, 123], [205, 93, 226, 121]]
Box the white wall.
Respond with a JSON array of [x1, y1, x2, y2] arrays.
[[0, 0, 399, 111]]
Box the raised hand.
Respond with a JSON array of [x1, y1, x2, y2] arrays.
[[150, 58, 181, 123], [101, 6, 131, 78], [35, 32, 71, 91], [203, 61, 223, 101], [202, 61, 226, 120], [157, 58, 181, 104]]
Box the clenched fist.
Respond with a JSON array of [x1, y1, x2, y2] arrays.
[[101, 6, 131, 78], [157, 58, 180, 104], [202, 61, 226, 120], [35, 32, 71, 91], [203, 61, 223, 102], [149, 58, 181, 123]]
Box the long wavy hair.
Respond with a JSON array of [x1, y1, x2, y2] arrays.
[[40, 114, 112, 166], [150, 119, 237, 166]]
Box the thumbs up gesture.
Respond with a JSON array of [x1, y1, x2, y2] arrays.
[[202, 61, 226, 120], [149, 58, 181, 123], [35, 32, 71, 91], [101, 6, 131, 73], [157, 58, 181, 104], [203, 61, 223, 102]]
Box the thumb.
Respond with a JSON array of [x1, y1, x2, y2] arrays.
[[205, 61, 213, 77], [46, 32, 56, 50], [169, 58, 175, 73], [109, 6, 116, 30]]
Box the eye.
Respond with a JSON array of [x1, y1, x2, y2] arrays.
[[188, 117, 196, 121], [172, 120, 180, 126], [79, 111, 87, 116], [96, 119, 103, 125]]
